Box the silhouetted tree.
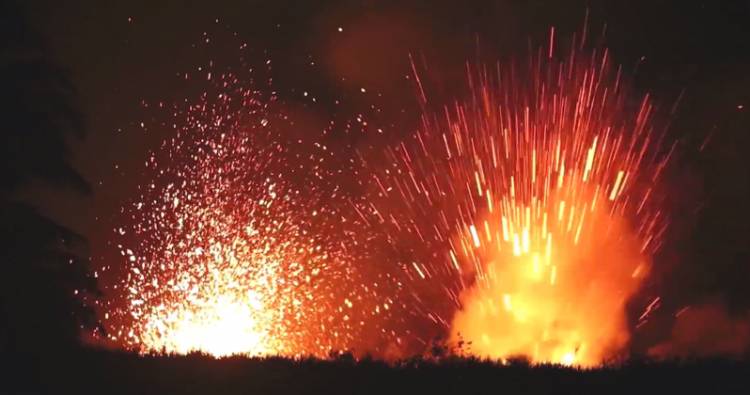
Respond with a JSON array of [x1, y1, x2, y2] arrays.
[[0, 0, 97, 367]]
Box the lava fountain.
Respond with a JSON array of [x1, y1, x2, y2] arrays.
[[362, 34, 672, 366], [104, 70, 369, 358]]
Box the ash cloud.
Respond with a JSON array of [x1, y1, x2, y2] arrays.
[[649, 303, 750, 359]]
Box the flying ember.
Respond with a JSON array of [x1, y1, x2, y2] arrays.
[[103, 70, 369, 358], [362, 33, 672, 366]]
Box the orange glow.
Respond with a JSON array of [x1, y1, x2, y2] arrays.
[[441, 47, 668, 365], [101, 31, 673, 364], [364, 34, 669, 366], [104, 73, 377, 358], [452, 186, 647, 366]]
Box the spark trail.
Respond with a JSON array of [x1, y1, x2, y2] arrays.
[[361, 36, 672, 366]]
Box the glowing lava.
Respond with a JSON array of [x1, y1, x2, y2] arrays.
[[104, 71, 370, 358], [362, 34, 671, 366], [100, 30, 674, 364]]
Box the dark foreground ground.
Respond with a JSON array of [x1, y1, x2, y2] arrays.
[[3, 348, 749, 395]]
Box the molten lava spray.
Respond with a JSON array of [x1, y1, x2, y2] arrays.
[[101, 32, 675, 364], [103, 70, 374, 358], [362, 38, 671, 366]]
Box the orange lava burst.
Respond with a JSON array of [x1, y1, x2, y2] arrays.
[[104, 71, 370, 358], [363, 36, 671, 366]]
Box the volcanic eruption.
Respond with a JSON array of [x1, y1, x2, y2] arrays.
[[101, 28, 676, 366], [361, 31, 672, 366], [101, 69, 376, 358]]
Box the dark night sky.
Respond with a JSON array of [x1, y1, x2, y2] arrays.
[[20, 0, 750, 353]]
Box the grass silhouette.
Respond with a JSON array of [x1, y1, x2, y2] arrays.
[[3, 347, 749, 394]]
